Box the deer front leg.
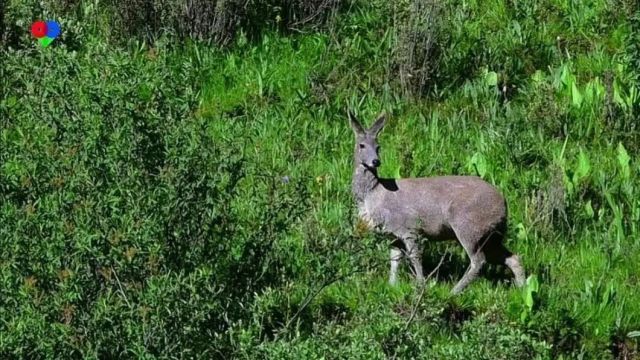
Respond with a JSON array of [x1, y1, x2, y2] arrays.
[[389, 247, 403, 285], [403, 237, 424, 283]]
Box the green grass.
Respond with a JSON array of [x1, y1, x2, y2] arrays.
[[1, 0, 639, 358]]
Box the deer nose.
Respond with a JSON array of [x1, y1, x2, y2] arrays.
[[372, 159, 381, 167]]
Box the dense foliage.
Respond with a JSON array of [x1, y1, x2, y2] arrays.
[[1, 0, 639, 358]]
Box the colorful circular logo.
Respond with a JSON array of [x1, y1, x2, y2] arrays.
[[30, 20, 61, 48]]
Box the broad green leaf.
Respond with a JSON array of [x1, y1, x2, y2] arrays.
[[563, 170, 575, 197], [525, 291, 534, 310], [571, 82, 583, 107], [585, 200, 594, 218], [573, 149, 590, 183], [628, 331, 640, 338], [527, 275, 539, 292], [470, 152, 488, 178], [524, 275, 539, 311], [617, 143, 630, 179], [486, 71, 498, 87]]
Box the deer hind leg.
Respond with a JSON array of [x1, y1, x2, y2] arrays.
[[485, 242, 526, 288], [402, 236, 424, 283], [451, 227, 486, 295], [506, 254, 526, 287]]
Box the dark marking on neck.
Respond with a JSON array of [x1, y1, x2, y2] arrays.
[[352, 164, 379, 204]]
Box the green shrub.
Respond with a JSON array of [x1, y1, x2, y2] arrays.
[[0, 42, 312, 357]]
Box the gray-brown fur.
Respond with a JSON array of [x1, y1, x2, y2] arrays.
[[349, 111, 526, 294]]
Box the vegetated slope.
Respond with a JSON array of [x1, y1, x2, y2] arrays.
[[0, 0, 638, 358]]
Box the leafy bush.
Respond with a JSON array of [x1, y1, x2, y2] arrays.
[[0, 42, 313, 357]]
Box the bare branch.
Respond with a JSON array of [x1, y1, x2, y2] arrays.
[[402, 252, 449, 332]]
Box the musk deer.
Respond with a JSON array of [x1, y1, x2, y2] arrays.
[[349, 111, 525, 294]]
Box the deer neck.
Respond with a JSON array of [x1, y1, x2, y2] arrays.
[[352, 164, 380, 204]]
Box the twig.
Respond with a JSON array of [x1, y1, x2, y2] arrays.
[[402, 252, 449, 332], [111, 266, 132, 309], [287, 0, 337, 30], [282, 263, 381, 333], [280, 238, 384, 333]]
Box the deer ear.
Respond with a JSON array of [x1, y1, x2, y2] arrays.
[[369, 112, 386, 136], [348, 111, 365, 135]]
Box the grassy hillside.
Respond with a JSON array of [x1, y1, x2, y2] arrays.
[[1, 0, 639, 358]]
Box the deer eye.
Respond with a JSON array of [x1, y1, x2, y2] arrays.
[[359, 144, 365, 149]]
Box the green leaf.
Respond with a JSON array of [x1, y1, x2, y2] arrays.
[[486, 71, 498, 87], [524, 275, 539, 311], [525, 290, 534, 310], [528, 275, 539, 292], [573, 149, 590, 183], [584, 200, 594, 218], [393, 166, 401, 179], [532, 70, 544, 83], [559, 64, 569, 86], [571, 82, 583, 107], [628, 331, 640, 338], [470, 152, 488, 178], [617, 143, 630, 179]]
